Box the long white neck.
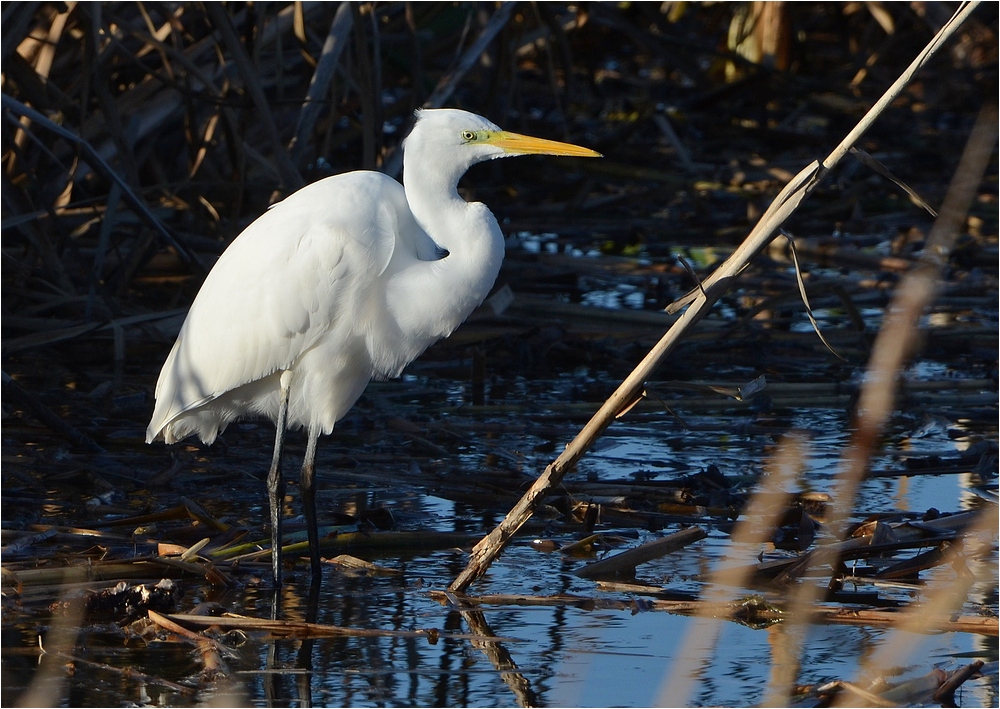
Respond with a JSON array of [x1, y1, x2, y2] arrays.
[[393, 154, 505, 342]]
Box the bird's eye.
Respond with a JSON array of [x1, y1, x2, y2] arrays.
[[462, 130, 476, 142]]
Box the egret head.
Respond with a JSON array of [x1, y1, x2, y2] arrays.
[[403, 109, 600, 184]]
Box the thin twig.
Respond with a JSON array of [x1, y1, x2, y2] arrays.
[[783, 231, 847, 361]]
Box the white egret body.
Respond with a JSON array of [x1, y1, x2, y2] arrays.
[[146, 109, 599, 584]]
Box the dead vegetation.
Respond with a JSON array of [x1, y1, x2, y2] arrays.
[[2, 2, 998, 706]]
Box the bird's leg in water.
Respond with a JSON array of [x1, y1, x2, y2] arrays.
[[300, 427, 322, 580], [268, 373, 292, 590]]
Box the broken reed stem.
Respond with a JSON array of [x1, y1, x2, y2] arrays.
[[933, 661, 986, 703], [575, 526, 707, 579], [447, 0, 985, 594], [821, 1, 981, 173], [666, 0, 982, 315]]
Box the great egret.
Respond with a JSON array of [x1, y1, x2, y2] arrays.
[[146, 108, 600, 585]]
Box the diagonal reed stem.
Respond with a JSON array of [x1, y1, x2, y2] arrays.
[[448, 0, 984, 594]]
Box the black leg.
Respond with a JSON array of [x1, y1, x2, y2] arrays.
[[300, 427, 322, 581], [268, 373, 291, 589]]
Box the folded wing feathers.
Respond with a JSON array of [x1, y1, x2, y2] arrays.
[[148, 177, 401, 442]]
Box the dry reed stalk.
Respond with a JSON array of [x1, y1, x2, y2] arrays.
[[767, 99, 997, 707], [37, 648, 196, 697], [829, 99, 998, 532], [287, 2, 353, 165], [204, 4, 303, 191], [448, 0, 986, 594], [432, 592, 998, 636], [829, 110, 998, 698], [656, 432, 807, 705], [164, 611, 514, 643]]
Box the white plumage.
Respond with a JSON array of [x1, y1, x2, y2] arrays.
[[146, 108, 599, 584]]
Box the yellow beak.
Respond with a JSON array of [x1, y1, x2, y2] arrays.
[[487, 131, 602, 158]]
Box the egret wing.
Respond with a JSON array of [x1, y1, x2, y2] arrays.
[[147, 173, 402, 442]]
